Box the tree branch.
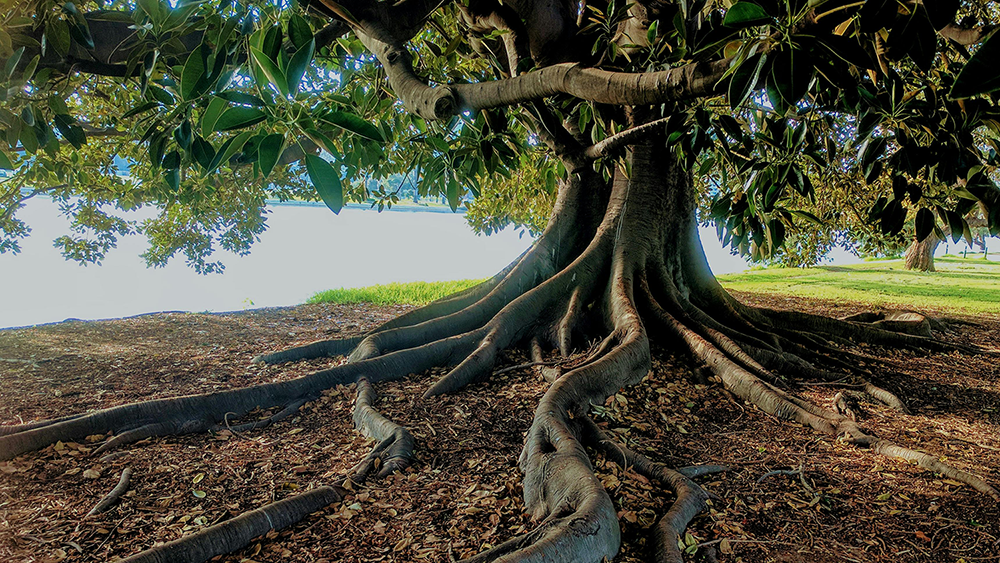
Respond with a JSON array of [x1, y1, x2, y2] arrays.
[[584, 117, 669, 159], [360, 32, 731, 121]]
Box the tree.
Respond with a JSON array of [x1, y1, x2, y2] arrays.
[[2, 0, 1000, 561]]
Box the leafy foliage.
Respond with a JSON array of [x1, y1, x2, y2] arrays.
[[0, 0, 999, 270]]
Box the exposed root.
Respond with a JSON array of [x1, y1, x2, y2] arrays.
[[215, 399, 307, 434], [0, 412, 87, 437], [86, 467, 132, 518], [251, 336, 364, 364], [642, 285, 1000, 502], [351, 378, 415, 480], [120, 486, 342, 563], [120, 377, 414, 563], [92, 420, 211, 456], [579, 416, 725, 563]]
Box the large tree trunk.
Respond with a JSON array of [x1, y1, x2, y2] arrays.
[[1, 118, 995, 563], [904, 232, 941, 271]]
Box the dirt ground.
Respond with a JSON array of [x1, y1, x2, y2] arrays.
[[0, 295, 997, 563]]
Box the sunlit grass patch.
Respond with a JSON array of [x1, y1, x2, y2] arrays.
[[718, 256, 1000, 314], [307, 279, 485, 306]]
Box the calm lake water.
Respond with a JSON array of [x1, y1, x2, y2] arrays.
[[0, 197, 752, 328]]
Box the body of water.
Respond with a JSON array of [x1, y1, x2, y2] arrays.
[[0, 196, 939, 329]]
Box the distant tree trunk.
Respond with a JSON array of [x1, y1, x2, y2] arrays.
[[904, 232, 941, 271]]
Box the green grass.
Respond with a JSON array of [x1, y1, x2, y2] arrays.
[[307, 279, 486, 306], [717, 256, 1000, 314]]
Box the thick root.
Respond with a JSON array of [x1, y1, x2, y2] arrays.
[[351, 378, 415, 479], [120, 486, 342, 563]]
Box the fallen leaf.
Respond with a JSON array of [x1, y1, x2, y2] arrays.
[[192, 473, 205, 484], [82, 469, 101, 479], [720, 538, 733, 554], [192, 490, 206, 498]]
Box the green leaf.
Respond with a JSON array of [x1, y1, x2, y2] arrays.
[[951, 32, 1000, 99], [0, 150, 14, 169], [288, 14, 313, 50], [180, 46, 207, 101], [164, 168, 180, 192], [47, 18, 72, 57], [53, 114, 85, 148], [728, 53, 765, 110], [767, 49, 813, 112], [207, 130, 253, 173], [250, 47, 287, 97], [173, 119, 192, 149], [319, 111, 383, 142], [147, 84, 175, 105], [201, 96, 228, 136], [724, 2, 772, 28], [162, 149, 180, 169], [915, 207, 934, 242], [257, 133, 284, 177], [945, 209, 964, 242], [3, 46, 24, 80], [213, 106, 266, 131], [446, 174, 460, 211], [216, 91, 266, 107], [305, 154, 343, 214], [286, 38, 315, 96], [122, 101, 162, 119], [191, 135, 215, 170]]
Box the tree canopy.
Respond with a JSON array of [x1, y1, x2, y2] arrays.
[[1, 0, 998, 270]]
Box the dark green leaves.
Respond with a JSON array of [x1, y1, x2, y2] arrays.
[[766, 50, 813, 114], [728, 53, 765, 109], [53, 114, 85, 148], [319, 111, 383, 142], [859, 0, 897, 34], [257, 133, 284, 177], [950, 32, 1000, 99], [915, 208, 934, 242], [180, 47, 207, 101], [724, 2, 771, 28], [250, 47, 287, 97], [214, 106, 267, 131], [305, 155, 343, 214], [286, 38, 315, 96], [0, 150, 14, 170], [885, 7, 937, 72], [191, 136, 216, 170]]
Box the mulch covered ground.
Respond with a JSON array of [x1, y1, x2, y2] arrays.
[[0, 295, 997, 563]]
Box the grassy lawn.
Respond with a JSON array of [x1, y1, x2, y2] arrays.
[[718, 256, 1000, 314], [308, 279, 485, 306]]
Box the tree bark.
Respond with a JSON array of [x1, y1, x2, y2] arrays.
[[904, 232, 941, 272]]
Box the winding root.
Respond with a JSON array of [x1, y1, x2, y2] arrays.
[[351, 378, 415, 480], [120, 375, 413, 563], [86, 468, 133, 517], [642, 287, 1000, 502], [579, 416, 726, 563]]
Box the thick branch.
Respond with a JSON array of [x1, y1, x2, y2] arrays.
[[360, 32, 730, 121]]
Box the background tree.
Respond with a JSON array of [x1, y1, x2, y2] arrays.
[[1, 0, 1000, 561]]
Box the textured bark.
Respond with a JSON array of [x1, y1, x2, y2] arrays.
[[904, 232, 941, 271]]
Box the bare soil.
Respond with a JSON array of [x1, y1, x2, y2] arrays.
[[0, 296, 997, 563]]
